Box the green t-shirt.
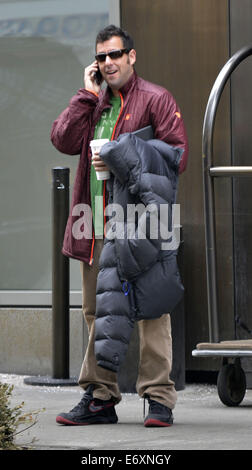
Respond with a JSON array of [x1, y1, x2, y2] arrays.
[[90, 95, 121, 237]]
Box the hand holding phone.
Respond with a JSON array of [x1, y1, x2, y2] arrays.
[[84, 61, 103, 93]]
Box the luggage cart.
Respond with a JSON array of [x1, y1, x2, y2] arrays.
[[192, 45, 252, 406]]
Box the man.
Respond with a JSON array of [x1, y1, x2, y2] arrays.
[[51, 25, 188, 427]]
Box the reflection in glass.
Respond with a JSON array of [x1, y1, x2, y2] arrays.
[[0, 1, 109, 291]]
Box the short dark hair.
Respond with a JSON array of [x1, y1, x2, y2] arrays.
[[95, 24, 134, 51]]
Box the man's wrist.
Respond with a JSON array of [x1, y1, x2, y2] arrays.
[[85, 88, 99, 97]]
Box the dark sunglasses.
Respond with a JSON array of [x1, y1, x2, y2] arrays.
[[95, 48, 130, 63]]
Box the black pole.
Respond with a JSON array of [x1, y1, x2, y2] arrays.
[[52, 167, 70, 379]]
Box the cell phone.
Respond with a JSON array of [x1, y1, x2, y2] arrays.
[[94, 69, 103, 85]]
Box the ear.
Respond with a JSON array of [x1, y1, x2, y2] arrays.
[[129, 49, 136, 66]]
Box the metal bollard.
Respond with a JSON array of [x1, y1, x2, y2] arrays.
[[52, 167, 70, 379]]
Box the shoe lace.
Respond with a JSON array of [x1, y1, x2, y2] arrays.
[[149, 399, 167, 413], [143, 395, 168, 418], [70, 386, 93, 412]]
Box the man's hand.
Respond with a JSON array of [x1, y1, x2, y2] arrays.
[[84, 61, 103, 95], [92, 151, 110, 172]]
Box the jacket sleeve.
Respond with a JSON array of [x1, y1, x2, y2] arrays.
[[50, 88, 98, 155], [150, 90, 189, 173]]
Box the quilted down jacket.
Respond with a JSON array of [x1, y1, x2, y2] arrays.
[[94, 133, 184, 372]]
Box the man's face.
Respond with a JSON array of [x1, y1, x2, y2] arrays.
[[96, 36, 136, 94]]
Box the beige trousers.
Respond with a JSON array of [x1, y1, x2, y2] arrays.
[[78, 239, 177, 409]]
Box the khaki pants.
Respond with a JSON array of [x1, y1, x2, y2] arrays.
[[78, 240, 177, 409]]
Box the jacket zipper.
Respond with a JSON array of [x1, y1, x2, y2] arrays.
[[89, 91, 124, 265], [103, 180, 107, 238], [111, 91, 124, 141]]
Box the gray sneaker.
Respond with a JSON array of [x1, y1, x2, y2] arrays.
[[144, 397, 173, 427], [56, 385, 118, 425]]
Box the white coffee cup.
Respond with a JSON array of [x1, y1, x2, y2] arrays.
[[90, 139, 110, 180]]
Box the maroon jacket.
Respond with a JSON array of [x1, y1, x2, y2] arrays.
[[50, 71, 188, 264]]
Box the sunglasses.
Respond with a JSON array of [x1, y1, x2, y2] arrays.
[[95, 48, 130, 63]]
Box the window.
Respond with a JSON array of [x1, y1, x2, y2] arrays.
[[0, 0, 111, 305]]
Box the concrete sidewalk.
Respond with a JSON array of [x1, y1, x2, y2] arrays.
[[1, 373, 252, 451]]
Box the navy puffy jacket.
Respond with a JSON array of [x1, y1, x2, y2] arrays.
[[94, 133, 184, 372]]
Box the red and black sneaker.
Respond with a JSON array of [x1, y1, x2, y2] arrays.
[[56, 385, 118, 425], [144, 397, 173, 427]]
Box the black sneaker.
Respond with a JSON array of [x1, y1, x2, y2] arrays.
[[144, 397, 173, 427], [56, 385, 118, 425]]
